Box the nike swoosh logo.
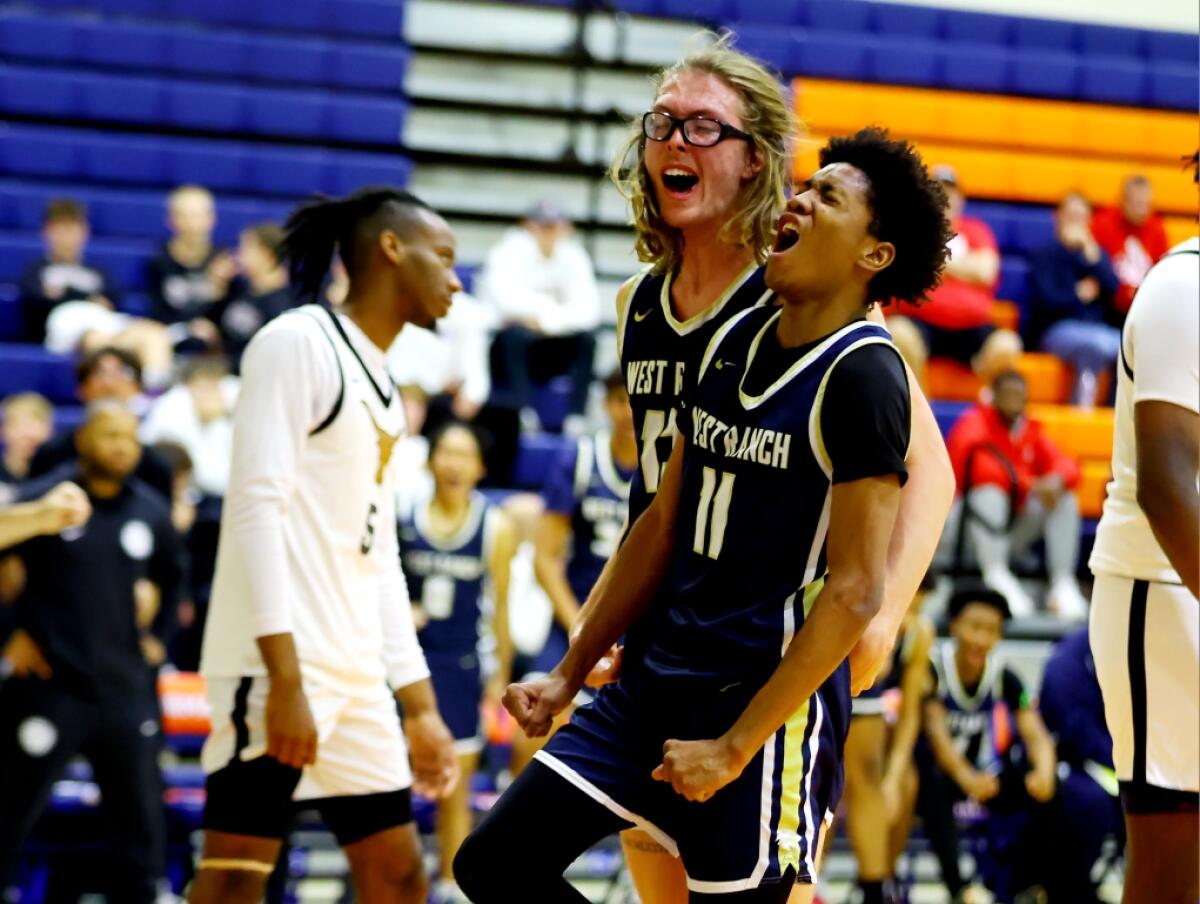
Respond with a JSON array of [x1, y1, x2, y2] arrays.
[[714, 360, 738, 371], [633, 310, 651, 322]]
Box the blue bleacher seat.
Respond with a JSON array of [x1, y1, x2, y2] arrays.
[[873, 3, 942, 38], [330, 0, 406, 38], [941, 10, 1012, 46], [0, 66, 79, 117], [331, 45, 410, 91], [252, 0, 326, 32], [968, 202, 1012, 252], [96, 0, 161, 15], [1080, 57, 1147, 105], [940, 42, 1011, 92], [0, 127, 79, 179], [0, 298, 22, 342], [794, 30, 873, 80], [1009, 49, 1080, 98], [1005, 208, 1056, 256], [168, 0, 246, 27], [164, 83, 247, 131], [89, 193, 165, 240], [0, 343, 78, 406], [659, 0, 729, 24], [805, 0, 875, 33], [53, 405, 86, 434], [212, 200, 266, 243], [247, 88, 330, 138], [78, 21, 168, 69], [329, 97, 407, 143], [245, 147, 331, 196], [1078, 23, 1144, 58], [728, 26, 799, 77], [250, 36, 331, 85], [1145, 30, 1197, 65], [1148, 62, 1199, 110], [81, 74, 164, 124], [729, 0, 802, 26], [167, 139, 248, 192], [166, 30, 248, 78], [327, 151, 413, 195], [83, 133, 170, 185], [931, 399, 970, 437], [119, 292, 151, 316], [88, 241, 152, 291], [0, 233, 38, 282], [614, 0, 660, 15], [1012, 16, 1077, 51], [512, 433, 573, 490], [871, 35, 941, 86], [997, 256, 1031, 306], [0, 13, 79, 64]]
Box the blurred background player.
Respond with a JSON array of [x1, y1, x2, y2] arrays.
[[0, 393, 54, 496], [398, 421, 516, 904], [1088, 218, 1198, 904], [192, 188, 462, 904], [216, 222, 299, 370], [0, 401, 181, 903], [1091, 174, 1170, 315]]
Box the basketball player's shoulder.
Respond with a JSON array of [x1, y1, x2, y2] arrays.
[[615, 266, 658, 357], [242, 304, 337, 374]]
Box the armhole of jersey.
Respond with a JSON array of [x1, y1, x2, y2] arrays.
[[697, 306, 757, 383], [572, 436, 594, 499], [1119, 322, 1134, 381], [304, 312, 345, 437], [615, 270, 649, 364], [807, 334, 897, 480], [481, 502, 500, 564]]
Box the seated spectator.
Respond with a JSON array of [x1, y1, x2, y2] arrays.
[[937, 370, 1089, 618], [0, 393, 54, 495], [28, 348, 173, 501], [477, 201, 600, 434], [146, 185, 236, 351], [1091, 174, 1169, 315], [920, 588, 1060, 904], [18, 199, 172, 385], [888, 166, 1022, 385], [1039, 626, 1124, 904], [216, 223, 298, 369], [140, 356, 237, 499], [1028, 193, 1121, 406]]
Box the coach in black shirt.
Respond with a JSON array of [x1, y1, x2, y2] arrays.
[[0, 401, 181, 903]]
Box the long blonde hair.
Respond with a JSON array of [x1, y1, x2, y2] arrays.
[[609, 34, 797, 275]]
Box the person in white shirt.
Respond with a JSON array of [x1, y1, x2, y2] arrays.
[[1088, 222, 1198, 904], [478, 201, 600, 432], [190, 188, 463, 904]]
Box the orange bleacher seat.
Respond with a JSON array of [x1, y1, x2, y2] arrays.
[[1077, 459, 1112, 519], [1028, 404, 1115, 461], [159, 671, 211, 737], [926, 353, 1071, 403], [991, 301, 1020, 331], [1165, 217, 1198, 249], [926, 359, 981, 401]]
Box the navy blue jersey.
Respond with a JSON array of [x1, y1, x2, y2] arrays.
[[398, 492, 497, 658], [618, 264, 773, 524], [931, 643, 1029, 773], [543, 433, 635, 602], [644, 306, 908, 682]]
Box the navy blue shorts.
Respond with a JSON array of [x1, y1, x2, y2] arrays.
[[536, 665, 850, 893], [426, 651, 483, 755]]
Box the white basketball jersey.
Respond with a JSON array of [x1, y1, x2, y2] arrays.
[[202, 305, 410, 693]]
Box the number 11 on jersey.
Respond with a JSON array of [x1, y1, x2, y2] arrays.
[[694, 467, 734, 560]]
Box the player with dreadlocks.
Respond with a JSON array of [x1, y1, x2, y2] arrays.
[[190, 187, 462, 904]]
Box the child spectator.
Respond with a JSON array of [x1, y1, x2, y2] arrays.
[[889, 166, 1022, 385], [938, 370, 1088, 618], [18, 199, 172, 385], [146, 185, 236, 351], [0, 394, 54, 494], [1028, 192, 1121, 406], [1091, 174, 1170, 314], [216, 223, 297, 369]]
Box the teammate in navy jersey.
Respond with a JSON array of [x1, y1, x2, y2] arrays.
[[922, 588, 1059, 903], [398, 422, 516, 899], [456, 130, 955, 904]]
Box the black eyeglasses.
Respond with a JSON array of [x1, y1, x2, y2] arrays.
[[642, 111, 753, 148]]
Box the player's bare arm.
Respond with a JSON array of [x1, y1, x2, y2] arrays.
[[257, 632, 318, 769], [1015, 707, 1058, 802], [653, 473, 902, 803], [924, 696, 999, 803], [0, 482, 91, 551], [1134, 399, 1199, 598], [532, 511, 584, 632], [396, 678, 459, 799], [881, 617, 934, 818], [486, 511, 518, 703], [503, 436, 684, 736]]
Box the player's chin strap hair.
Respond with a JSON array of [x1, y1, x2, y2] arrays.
[[280, 186, 433, 302], [196, 858, 275, 874]]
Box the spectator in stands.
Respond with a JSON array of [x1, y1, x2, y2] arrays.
[[140, 356, 237, 499], [0, 401, 180, 903], [0, 394, 54, 497], [921, 587, 1059, 904], [938, 370, 1089, 619], [888, 166, 1022, 386], [1039, 627, 1124, 904], [146, 185, 236, 351], [28, 347, 173, 500], [18, 199, 172, 386], [478, 201, 600, 435], [1091, 174, 1169, 314], [1028, 192, 1121, 407], [217, 223, 298, 370]]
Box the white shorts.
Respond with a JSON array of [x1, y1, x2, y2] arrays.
[[201, 675, 412, 801], [1090, 574, 1199, 810]]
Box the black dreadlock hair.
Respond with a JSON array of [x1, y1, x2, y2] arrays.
[[819, 127, 953, 307], [280, 186, 432, 301]]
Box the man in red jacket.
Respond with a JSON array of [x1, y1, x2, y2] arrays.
[[1091, 174, 1169, 315], [937, 370, 1088, 619]]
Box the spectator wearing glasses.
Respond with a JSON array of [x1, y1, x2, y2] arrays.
[[478, 201, 600, 435]]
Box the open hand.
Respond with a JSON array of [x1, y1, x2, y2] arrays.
[[502, 672, 577, 738], [959, 767, 1000, 803], [651, 736, 745, 803]]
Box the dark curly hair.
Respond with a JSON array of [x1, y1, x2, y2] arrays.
[[819, 127, 952, 306]]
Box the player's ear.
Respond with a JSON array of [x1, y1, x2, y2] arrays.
[[860, 239, 895, 275], [379, 229, 405, 266], [742, 143, 764, 181]]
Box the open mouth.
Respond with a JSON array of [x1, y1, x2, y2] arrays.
[[661, 166, 699, 194], [772, 215, 803, 253]]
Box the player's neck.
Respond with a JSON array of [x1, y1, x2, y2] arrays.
[[954, 648, 985, 687], [775, 287, 866, 349], [249, 266, 287, 296], [341, 292, 404, 352], [82, 469, 122, 500], [672, 233, 757, 320], [430, 490, 471, 527], [168, 235, 211, 266]]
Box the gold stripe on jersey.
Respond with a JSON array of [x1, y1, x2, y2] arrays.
[[361, 399, 402, 484]]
